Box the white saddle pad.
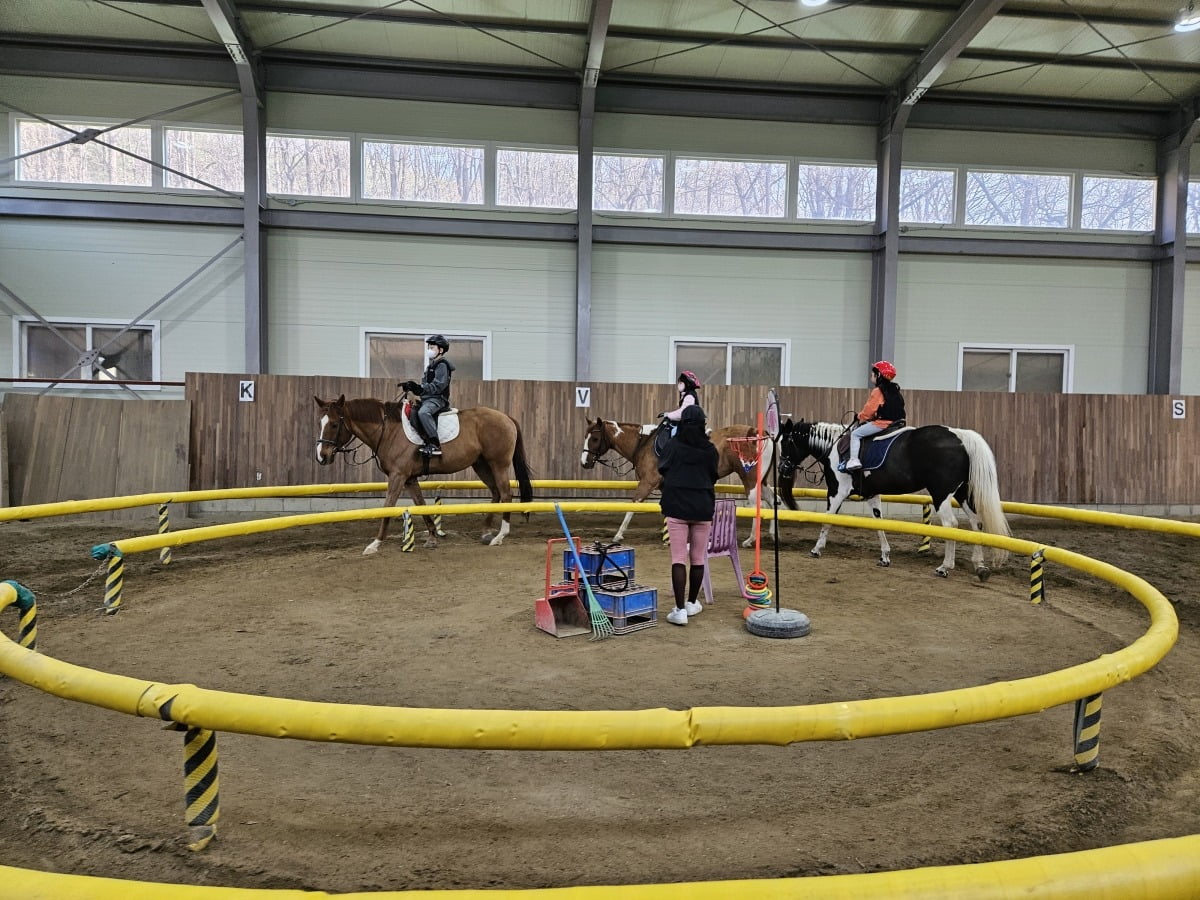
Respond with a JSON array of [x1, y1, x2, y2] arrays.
[[402, 406, 461, 446]]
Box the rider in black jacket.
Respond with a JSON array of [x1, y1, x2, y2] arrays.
[[401, 335, 454, 456]]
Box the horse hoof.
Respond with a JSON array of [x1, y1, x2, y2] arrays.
[[423, 540, 438, 550], [363, 542, 380, 556], [809, 549, 821, 559], [934, 568, 949, 578], [481, 532, 494, 545], [976, 566, 991, 582], [487, 535, 505, 547], [877, 559, 890, 568]]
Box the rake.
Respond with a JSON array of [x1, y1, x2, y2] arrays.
[[553, 504, 616, 641]]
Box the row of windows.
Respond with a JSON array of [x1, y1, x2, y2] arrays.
[[7, 117, 1183, 231], [17, 318, 1071, 394]]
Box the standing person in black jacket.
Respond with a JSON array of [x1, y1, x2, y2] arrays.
[[657, 404, 720, 626]]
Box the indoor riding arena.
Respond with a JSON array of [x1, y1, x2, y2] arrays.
[[3, 1, 1200, 897]]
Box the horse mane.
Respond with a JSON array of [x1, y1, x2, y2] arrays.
[[344, 397, 385, 421], [807, 421, 842, 458]]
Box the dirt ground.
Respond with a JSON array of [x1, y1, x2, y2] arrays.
[[1, 504, 1198, 894]]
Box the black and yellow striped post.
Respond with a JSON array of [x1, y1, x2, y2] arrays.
[[157, 501, 173, 565], [917, 503, 932, 554], [1071, 693, 1103, 772], [401, 510, 415, 552], [91, 544, 125, 615], [432, 496, 447, 537], [1030, 548, 1046, 606], [661, 518, 669, 545], [159, 699, 220, 851], [4, 579, 37, 651]]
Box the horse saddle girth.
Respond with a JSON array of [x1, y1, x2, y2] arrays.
[[836, 421, 911, 472], [400, 401, 461, 446]]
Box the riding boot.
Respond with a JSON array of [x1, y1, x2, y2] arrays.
[[424, 439, 442, 456]]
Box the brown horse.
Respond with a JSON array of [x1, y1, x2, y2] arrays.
[[579, 417, 775, 548], [314, 395, 533, 554]]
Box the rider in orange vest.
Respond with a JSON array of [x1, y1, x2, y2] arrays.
[[845, 360, 905, 472]]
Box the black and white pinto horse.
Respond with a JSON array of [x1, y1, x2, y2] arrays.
[[777, 419, 1010, 579]]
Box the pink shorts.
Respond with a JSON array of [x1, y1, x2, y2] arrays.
[[665, 517, 712, 566]]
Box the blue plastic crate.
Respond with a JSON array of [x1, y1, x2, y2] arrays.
[[564, 545, 635, 588], [590, 583, 657, 619]]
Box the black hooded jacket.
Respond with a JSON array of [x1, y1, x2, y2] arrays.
[[657, 407, 719, 522]]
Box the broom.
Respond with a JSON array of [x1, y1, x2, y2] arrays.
[[554, 504, 616, 641]]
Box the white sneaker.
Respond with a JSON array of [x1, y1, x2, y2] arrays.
[[667, 607, 688, 626], [684, 600, 703, 616], [844, 458, 863, 471]]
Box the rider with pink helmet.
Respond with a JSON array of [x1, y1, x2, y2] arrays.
[[661, 370, 702, 431], [845, 360, 905, 472]]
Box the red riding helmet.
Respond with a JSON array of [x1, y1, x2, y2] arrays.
[[678, 370, 701, 390], [872, 360, 897, 381]]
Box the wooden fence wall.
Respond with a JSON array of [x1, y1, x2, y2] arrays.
[[185, 373, 1200, 506]]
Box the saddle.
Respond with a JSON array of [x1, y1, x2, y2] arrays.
[[396, 399, 462, 447], [836, 420, 909, 472]]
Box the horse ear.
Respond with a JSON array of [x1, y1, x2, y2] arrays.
[[313, 395, 323, 408], [337, 394, 346, 405]]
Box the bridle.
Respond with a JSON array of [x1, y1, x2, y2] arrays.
[[583, 422, 636, 477], [778, 425, 826, 485], [317, 405, 381, 467]]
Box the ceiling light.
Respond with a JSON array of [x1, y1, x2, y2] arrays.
[[1176, 2, 1200, 32]]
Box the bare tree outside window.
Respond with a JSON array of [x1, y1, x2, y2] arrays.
[[1081, 176, 1154, 231], [362, 141, 484, 204], [899, 168, 955, 224], [1188, 183, 1200, 234], [675, 158, 787, 217], [164, 128, 244, 191], [593, 154, 664, 212], [17, 120, 152, 186], [496, 149, 578, 209], [965, 171, 1070, 227], [796, 163, 875, 221], [267, 135, 350, 197]]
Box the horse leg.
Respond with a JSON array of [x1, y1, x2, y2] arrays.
[[812, 478, 853, 558], [958, 494, 990, 582], [364, 474, 408, 555], [405, 480, 439, 550], [616, 480, 656, 543], [614, 511, 635, 544], [932, 497, 960, 577], [867, 497, 891, 567], [473, 461, 509, 546]]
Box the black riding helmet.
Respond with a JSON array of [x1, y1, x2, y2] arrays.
[[426, 334, 450, 352]]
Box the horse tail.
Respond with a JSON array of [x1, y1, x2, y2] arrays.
[[509, 417, 534, 504], [950, 427, 1011, 567]]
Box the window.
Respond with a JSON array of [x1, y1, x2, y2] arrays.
[[1080, 175, 1154, 231], [496, 148, 577, 209], [266, 134, 351, 197], [16, 318, 159, 385], [796, 163, 875, 221], [673, 339, 786, 387], [965, 171, 1070, 227], [16, 119, 152, 187], [675, 158, 787, 218], [365, 332, 487, 381], [899, 167, 955, 224], [594, 153, 664, 212], [960, 345, 1071, 393], [164, 127, 244, 192], [362, 140, 484, 204]]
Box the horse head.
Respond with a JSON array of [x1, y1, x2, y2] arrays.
[[777, 417, 810, 477], [579, 417, 613, 470], [314, 394, 352, 465]]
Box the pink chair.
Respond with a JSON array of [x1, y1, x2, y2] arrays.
[[702, 498, 746, 605]]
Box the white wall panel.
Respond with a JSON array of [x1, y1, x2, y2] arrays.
[[0, 220, 244, 380], [1183, 266, 1200, 396], [591, 246, 871, 387], [898, 257, 1150, 394], [596, 113, 874, 159], [0, 75, 243, 127], [267, 231, 575, 378], [906, 129, 1153, 175]]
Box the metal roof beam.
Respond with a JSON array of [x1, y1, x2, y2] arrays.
[[200, 0, 263, 102]]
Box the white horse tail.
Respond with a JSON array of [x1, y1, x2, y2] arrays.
[[949, 427, 1011, 567]]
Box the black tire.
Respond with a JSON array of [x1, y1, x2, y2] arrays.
[[745, 608, 811, 639]]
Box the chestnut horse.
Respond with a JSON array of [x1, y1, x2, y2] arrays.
[[579, 418, 775, 548], [314, 395, 533, 554]]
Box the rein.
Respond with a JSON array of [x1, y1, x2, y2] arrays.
[[319, 406, 387, 469], [585, 423, 643, 478]]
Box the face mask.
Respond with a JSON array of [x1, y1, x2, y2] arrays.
[[426, 347, 437, 361]]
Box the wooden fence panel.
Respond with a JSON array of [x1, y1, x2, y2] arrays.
[[186, 374, 1200, 506]]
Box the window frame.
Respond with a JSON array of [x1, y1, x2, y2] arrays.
[[360, 329, 492, 380], [670, 336, 790, 387], [264, 127, 355, 200], [671, 152, 792, 220], [493, 143, 580, 212], [11, 114, 159, 191], [957, 342, 1074, 393], [358, 133, 488, 209], [13, 315, 163, 390], [960, 166, 1073, 230]]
